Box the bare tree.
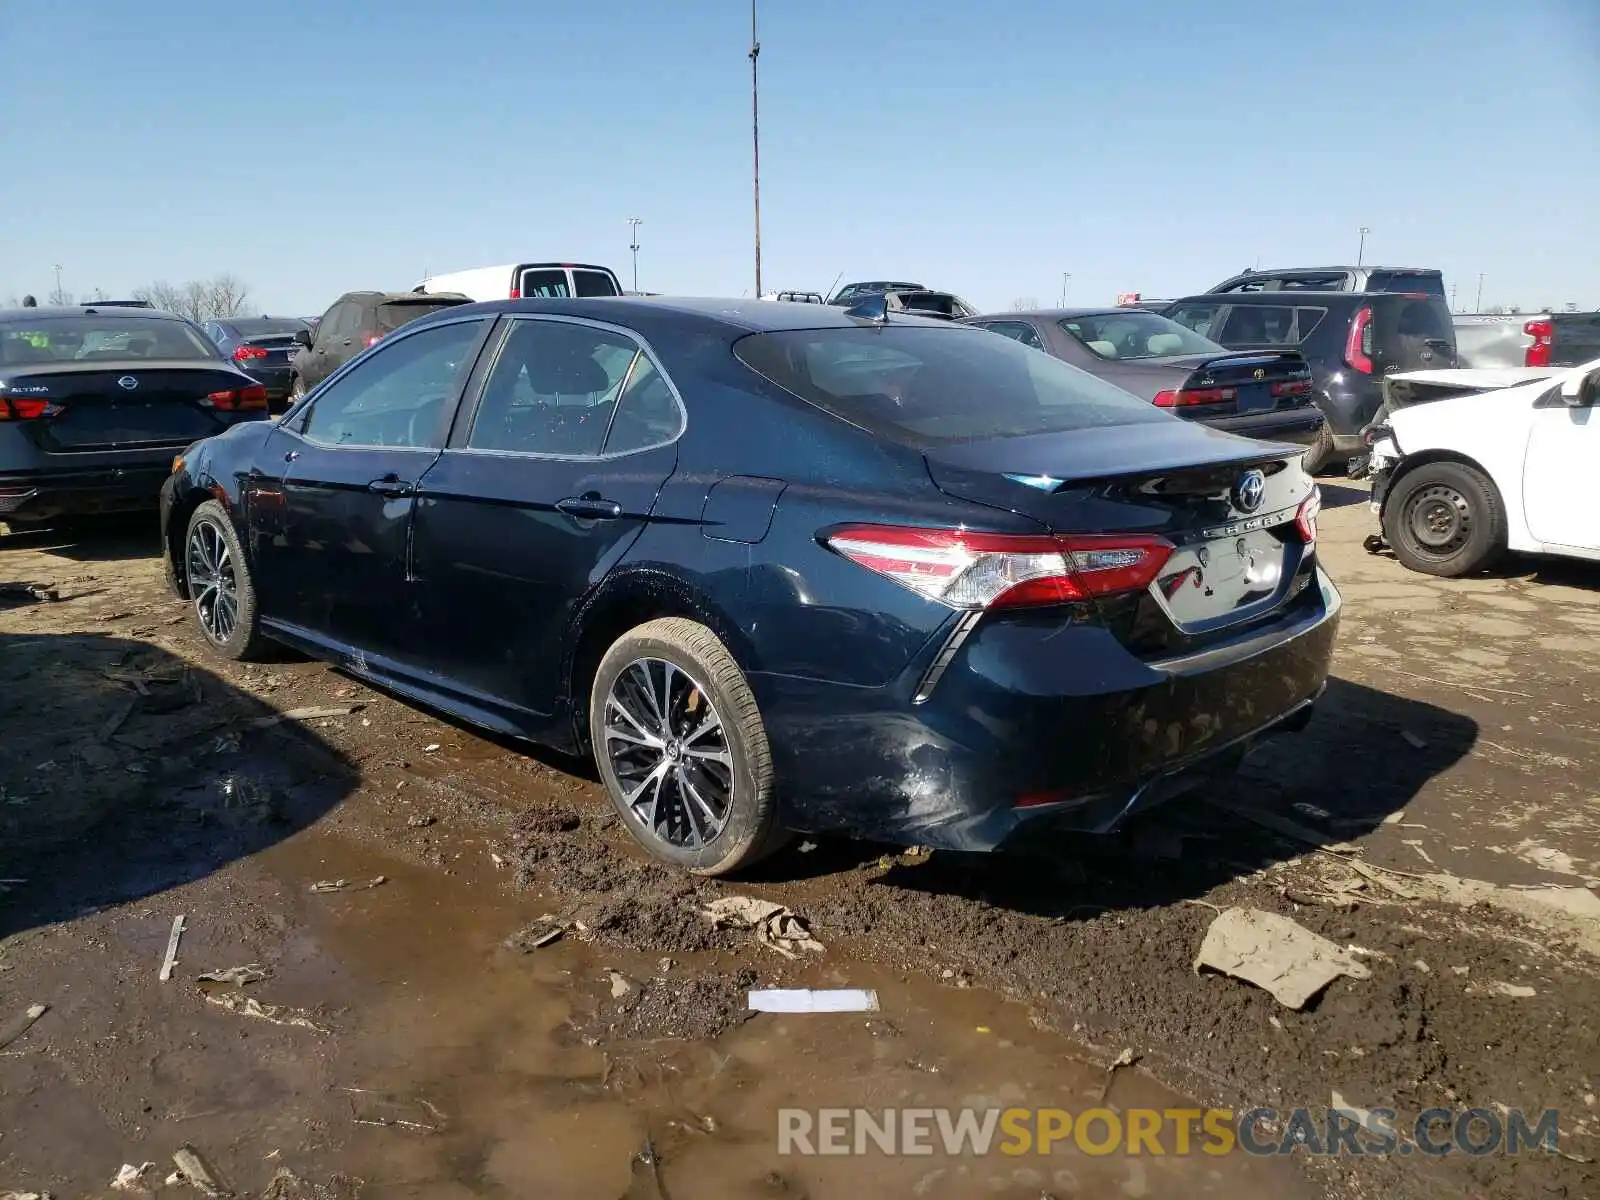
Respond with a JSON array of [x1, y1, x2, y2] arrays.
[[47, 285, 73, 306], [1009, 296, 1041, 311], [133, 275, 255, 321]]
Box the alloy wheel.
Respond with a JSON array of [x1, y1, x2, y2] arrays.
[[603, 657, 734, 850], [187, 520, 239, 644], [1405, 483, 1472, 555]]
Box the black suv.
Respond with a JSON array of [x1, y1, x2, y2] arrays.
[[290, 291, 471, 399], [1206, 266, 1446, 298], [1162, 291, 1456, 474]]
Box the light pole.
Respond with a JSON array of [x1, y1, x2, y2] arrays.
[[1060, 272, 1071, 306], [1476, 272, 1486, 311], [626, 217, 642, 293], [1449, 282, 1458, 312], [52, 264, 63, 304], [1356, 226, 1370, 266], [749, 0, 762, 298]]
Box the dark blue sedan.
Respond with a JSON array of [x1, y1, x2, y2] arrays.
[[200, 317, 310, 410], [160, 298, 1339, 874]]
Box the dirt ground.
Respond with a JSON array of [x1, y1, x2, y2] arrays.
[[1, 489, 1597, 1200]]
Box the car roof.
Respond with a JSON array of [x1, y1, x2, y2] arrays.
[[338, 291, 472, 304], [0, 305, 188, 324], [1229, 266, 1439, 276], [1169, 291, 1373, 305], [416, 296, 961, 336], [975, 307, 1160, 321]]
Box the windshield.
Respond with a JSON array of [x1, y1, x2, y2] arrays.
[[1060, 312, 1223, 360], [0, 316, 217, 365], [735, 326, 1166, 447], [831, 281, 923, 304], [375, 301, 466, 333], [1367, 270, 1446, 297]]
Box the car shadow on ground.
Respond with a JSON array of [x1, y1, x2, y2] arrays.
[[0, 629, 357, 941], [828, 676, 1477, 919], [0, 513, 163, 564], [1316, 481, 1369, 510]]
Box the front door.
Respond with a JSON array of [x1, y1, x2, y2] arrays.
[[1523, 390, 1599, 550], [253, 315, 494, 673], [410, 315, 684, 725]]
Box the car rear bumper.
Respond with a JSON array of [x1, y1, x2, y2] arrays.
[[1199, 408, 1325, 446], [0, 460, 175, 522], [241, 364, 295, 400], [753, 565, 1341, 850]]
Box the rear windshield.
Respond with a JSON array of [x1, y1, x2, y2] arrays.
[[1060, 311, 1222, 360], [0, 316, 216, 365], [1367, 271, 1445, 297], [229, 317, 308, 338], [375, 301, 465, 333], [573, 270, 620, 298], [735, 327, 1165, 447], [520, 269, 571, 298], [831, 282, 923, 304]]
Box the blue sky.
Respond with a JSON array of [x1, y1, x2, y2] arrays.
[[3, 0, 1596, 315]]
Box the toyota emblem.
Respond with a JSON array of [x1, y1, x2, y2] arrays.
[[117, 376, 139, 391], [1233, 469, 1266, 514]]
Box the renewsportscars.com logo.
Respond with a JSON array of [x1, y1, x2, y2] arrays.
[[777, 1106, 1563, 1158]]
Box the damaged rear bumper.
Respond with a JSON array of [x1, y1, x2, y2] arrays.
[[753, 567, 1342, 851]]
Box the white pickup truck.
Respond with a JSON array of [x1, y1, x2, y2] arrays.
[[414, 262, 623, 303], [1364, 357, 1600, 576]]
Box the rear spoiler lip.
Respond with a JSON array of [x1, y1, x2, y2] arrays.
[[1181, 350, 1312, 380]]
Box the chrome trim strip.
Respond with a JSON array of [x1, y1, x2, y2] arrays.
[[912, 610, 983, 704]]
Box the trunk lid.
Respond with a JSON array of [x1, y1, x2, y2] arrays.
[[924, 421, 1315, 634], [1152, 350, 1314, 418], [6, 361, 256, 452], [1372, 294, 1457, 374], [1551, 313, 1600, 366], [237, 335, 301, 368]]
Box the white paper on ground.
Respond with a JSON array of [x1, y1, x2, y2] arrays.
[[747, 988, 880, 1013]]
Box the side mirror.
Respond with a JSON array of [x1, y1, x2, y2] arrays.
[[292, 329, 313, 348], [1559, 366, 1600, 407]]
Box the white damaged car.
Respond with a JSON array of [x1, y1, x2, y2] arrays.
[[1364, 356, 1600, 576]]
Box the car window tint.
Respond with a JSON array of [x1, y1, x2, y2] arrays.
[[603, 353, 683, 453], [301, 319, 484, 448], [518, 269, 571, 299], [468, 320, 639, 456], [736, 327, 1164, 447], [573, 270, 619, 298], [324, 302, 357, 340], [1059, 312, 1220, 359], [376, 301, 460, 333], [1218, 305, 1295, 346], [1293, 307, 1329, 340], [978, 321, 1045, 351], [1165, 303, 1223, 339]]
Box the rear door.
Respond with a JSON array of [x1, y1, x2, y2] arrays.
[[410, 315, 683, 723], [572, 269, 621, 297], [254, 315, 495, 672], [1372, 295, 1457, 374], [516, 267, 572, 299]]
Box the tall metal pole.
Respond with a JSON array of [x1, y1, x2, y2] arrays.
[[1475, 273, 1485, 311], [1449, 282, 1458, 312], [53, 264, 63, 303], [750, 0, 762, 298], [1060, 272, 1071, 306], [1357, 226, 1370, 266], [627, 217, 642, 293]]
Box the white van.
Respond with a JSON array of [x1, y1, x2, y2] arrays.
[[413, 262, 624, 303]]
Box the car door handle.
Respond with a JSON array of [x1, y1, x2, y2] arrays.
[[555, 495, 622, 520], [367, 475, 414, 498]]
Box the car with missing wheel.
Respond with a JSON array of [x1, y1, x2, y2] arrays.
[[1364, 356, 1600, 576], [160, 297, 1340, 875], [0, 305, 270, 527]]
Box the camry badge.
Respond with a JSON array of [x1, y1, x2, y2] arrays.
[[1233, 469, 1266, 514], [117, 376, 138, 390], [1252, 367, 1265, 380]]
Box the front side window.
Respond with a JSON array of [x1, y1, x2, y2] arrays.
[[1059, 312, 1222, 360], [301, 318, 485, 449], [468, 320, 642, 456], [736, 326, 1163, 448]]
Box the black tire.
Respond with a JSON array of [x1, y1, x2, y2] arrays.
[[183, 500, 269, 659], [288, 375, 307, 405], [1300, 423, 1342, 476], [589, 617, 789, 876], [1382, 460, 1507, 578]]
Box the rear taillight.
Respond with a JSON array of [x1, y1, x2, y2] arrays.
[[824, 525, 1174, 609], [1294, 487, 1321, 544], [1152, 386, 1236, 408], [1524, 320, 1554, 367], [510, 287, 522, 300], [203, 384, 269, 412], [231, 345, 268, 363], [0, 396, 60, 421], [1271, 379, 1314, 398], [1344, 307, 1374, 374]]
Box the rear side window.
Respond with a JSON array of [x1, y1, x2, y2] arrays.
[[975, 321, 1045, 351], [735, 327, 1164, 447], [1293, 308, 1328, 341], [468, 319, 641, 456], [603, 354, 683, 453], [573, 270, 620, 298], [519, 269, 571, 299]]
